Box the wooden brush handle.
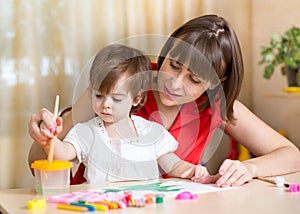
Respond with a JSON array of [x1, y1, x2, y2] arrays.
[[47, 95, 59, 163]]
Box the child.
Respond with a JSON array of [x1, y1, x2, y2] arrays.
[[41, 44, 209, 184]]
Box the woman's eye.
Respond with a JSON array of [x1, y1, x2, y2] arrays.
[[169, 60, 181, 71], [189, 75, 202, 84]]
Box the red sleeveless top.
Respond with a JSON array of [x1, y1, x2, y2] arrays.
[[136, 90, 223, 165]]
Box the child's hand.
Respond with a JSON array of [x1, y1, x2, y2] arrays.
[[191, 165, 210, 181], [180, 165, 210, 180]]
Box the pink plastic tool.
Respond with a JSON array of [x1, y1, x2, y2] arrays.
[[175, 191, 198, 200], [289, 184, 300, 192]]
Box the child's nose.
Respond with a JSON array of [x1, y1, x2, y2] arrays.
[[103, 97, 112, 108]]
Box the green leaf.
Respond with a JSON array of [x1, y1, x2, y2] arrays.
[[259, 26, 300, 79]]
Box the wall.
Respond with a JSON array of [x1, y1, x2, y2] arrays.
[[205, 0, 300, 149], [252, 0, 300, 148], [203, 0, 300, 173]]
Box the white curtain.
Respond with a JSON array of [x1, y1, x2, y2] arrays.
[[0, 0, 204, 189]]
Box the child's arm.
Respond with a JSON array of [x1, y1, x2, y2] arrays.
[[41, 137, 76, 161], [158, 153, 210, 179], [39, 122, 77, 161]]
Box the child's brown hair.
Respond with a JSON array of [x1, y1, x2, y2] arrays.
[[89, 44, 151, 113]]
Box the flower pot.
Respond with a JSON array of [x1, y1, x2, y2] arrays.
[[285, 66, 299, 87]]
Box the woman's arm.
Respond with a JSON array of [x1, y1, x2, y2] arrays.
[[28, 88, 94, 167], [207, 100, 300, 187]]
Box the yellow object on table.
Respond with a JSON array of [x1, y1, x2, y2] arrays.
[[283, 87, 300, 93], [57, 204, 89, 212], [28, 199, 46, 210]]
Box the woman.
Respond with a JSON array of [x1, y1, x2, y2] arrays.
[[28, 14, 300, 187]]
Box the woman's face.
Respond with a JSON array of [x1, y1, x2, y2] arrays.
[[157, 57, 208, 107]]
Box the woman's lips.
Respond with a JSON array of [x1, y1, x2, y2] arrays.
[[164, 86, 181, 98]]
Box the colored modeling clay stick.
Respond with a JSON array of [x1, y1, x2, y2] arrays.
[[118, 200, 127, 208], [93, 201, 110, 209], [57, 204, 89, 212], [85, 203, 109, 211], [144, 193, 154, 204], [97, 200, 119, 209], [135, 199, 145, 207], [155, 194, 164, 203], [70, 202, 97, 211]]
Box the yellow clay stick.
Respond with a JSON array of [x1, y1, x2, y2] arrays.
[[57, 204, 89, 212]]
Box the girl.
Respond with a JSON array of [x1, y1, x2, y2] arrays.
[[37, 44, 208, 184]]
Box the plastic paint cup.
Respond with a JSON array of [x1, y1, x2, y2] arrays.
[[31, 159, 72, 195]]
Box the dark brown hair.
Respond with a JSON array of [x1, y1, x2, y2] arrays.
[[89, 44, 151, 113], [157, 15, 244, 124]]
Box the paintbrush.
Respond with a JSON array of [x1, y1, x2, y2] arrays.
[[47, 95, 60, 163], [255, 176, 289, 188], [256, 176, 300, 192]]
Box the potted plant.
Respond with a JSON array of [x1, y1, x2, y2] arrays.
[[259, 26, 300, 87]]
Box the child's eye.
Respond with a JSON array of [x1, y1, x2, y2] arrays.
[[95, 93, 103, 99], [112, 97, 122, 102]]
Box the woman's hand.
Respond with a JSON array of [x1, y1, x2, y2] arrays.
[[28, 108, 63, 146], [197, 159, 254, 187]]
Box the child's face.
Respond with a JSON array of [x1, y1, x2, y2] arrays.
[[157, 57, 208, 106], [92, 75, 134, 124]]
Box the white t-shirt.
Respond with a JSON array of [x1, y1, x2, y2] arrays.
[[64, 115, 178, 184]]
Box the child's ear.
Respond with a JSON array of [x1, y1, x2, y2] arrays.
[[133, 92, 142, 107]]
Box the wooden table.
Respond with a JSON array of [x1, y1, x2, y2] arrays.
[[1, 172, 300, 214]]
